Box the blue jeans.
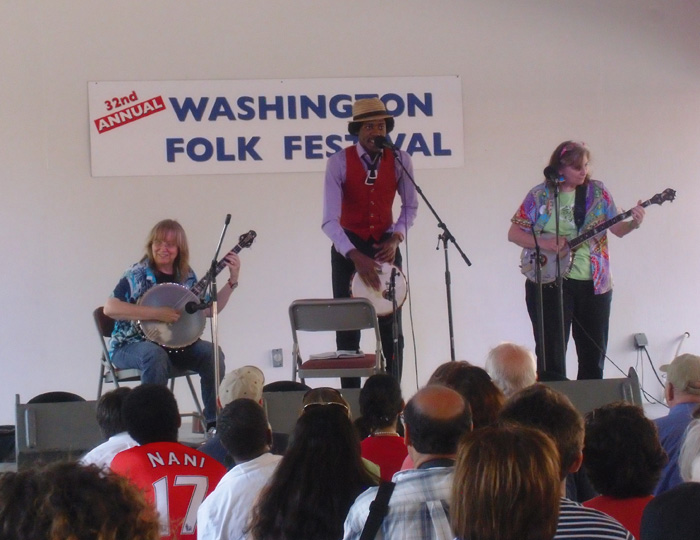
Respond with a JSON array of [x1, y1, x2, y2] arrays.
[[111, 339, 225, 423]]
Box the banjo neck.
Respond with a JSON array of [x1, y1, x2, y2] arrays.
[[568, 197, 656, 250], [190, 230, 257, 297]]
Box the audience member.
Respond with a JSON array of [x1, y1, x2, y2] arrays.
[[343, 385, 472, 540], [427, 362, 504, 429], [0, 461, 160, 540], [640, 482, 700, 540], [197, 398, 281, 540], [301, 386, 352, 414], [248, 403, 376, 540], [500, 384, 634, 539], [302, 386, 382, 480], [678, 417, 700, 482], [582, 402, 667, 539], [355, 373, 407, 482], [111, 384, 226, 540], [484, 342, 537, 397], [452, 425, 561, 540], [81, 387, 138, 469], [198, 365, 269, 468], [653, 353, 700, 494]]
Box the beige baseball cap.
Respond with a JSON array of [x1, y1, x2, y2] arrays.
[[219, 365, 265, 406], [660, 354, 700, 395]]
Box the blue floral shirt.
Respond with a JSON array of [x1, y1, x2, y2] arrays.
[[108, 260, 196, 355]]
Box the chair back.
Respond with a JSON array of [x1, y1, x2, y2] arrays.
[[289, 298, 384, 382], [94, 306, 115, 338], [290, 298, 379, 334]]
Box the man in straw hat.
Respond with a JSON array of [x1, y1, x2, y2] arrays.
[[654, 353, 700, 495], [322, 97, 418, 388]]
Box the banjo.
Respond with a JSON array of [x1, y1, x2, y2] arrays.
[[351, 262, 408, 316], [138, 230, 256, 349], [520, 188, 675, 283]]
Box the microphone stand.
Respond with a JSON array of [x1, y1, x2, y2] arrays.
[[387, 144, 471, 362], [530, 224, 547, 374], [552, 183, 567, 377], [389, 267, 399, 378], [201, 214, 231, 423]]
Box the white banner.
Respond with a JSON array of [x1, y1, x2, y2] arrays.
[[88, 76, 464, 177]]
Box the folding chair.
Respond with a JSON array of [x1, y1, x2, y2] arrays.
[[289, 298, 385, 384], [93, 307, 205, 429]]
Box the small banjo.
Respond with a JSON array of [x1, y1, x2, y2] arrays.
[[520, 188, 675, 283], [351, 263, 408, 316], [138, 230, 256, 349]]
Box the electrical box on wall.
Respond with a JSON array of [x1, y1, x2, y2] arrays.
[[271, 348, 283, 367]]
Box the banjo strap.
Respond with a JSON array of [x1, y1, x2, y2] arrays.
[[573, 183, 587, 232]]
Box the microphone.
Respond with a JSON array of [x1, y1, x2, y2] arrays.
[[373, 136, 397, 150], [185, 301, 210, 314], [543, 166, 562, 182]]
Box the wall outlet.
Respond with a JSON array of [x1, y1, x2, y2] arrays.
[[634, 333, 648, 348], [271, 348, 283, 367]]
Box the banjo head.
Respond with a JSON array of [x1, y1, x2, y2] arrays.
[[351, 263, 408, 317], [138, 283, 207, 349]]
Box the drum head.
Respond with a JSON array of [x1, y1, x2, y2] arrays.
[[351, 263, 407, 316], [138, 283, 207, 348]]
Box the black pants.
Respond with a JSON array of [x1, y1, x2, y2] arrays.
[[525, 278, 611, 380], [331, 233, 403, 388]]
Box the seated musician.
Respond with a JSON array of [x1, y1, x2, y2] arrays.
[[104, 218, 240, 428]]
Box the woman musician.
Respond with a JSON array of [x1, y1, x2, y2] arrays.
[[508, 141, 644, 380]]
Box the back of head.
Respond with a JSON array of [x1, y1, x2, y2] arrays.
[[122, 384, 180, 445], [679, 418, 700, 482], [660, 353, 700, 397], [219, 365, 264, 407], [96, 387, 132, 438], [301, 387, 352, 417], [428, 363, 505, 429], [484, 343, 537, 397], [358, 373, 403, 435], [584, 402, 667, 497], [499, 383, 584, 480], [0, 461, 159, 540], [249, 404, 373, 540], [403, 385, 472, 456], [218, 398, 270, 462], [451, 425, 561, 540]]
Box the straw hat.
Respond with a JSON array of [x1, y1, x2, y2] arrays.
[[348, 97, 395, 135]]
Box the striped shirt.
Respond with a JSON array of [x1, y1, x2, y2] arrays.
[[555, 497, 635, 539]]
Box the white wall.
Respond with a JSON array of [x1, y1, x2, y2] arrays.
[[1, 0, 699, 424]]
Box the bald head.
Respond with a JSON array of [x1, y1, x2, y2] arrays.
[[403, 385, 472, 459], [485, 343, 536, 397]]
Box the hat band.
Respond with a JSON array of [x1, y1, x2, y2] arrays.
[[353, 110, 391, 122]]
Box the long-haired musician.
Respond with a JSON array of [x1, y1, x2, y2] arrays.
[[104, 219, 240, 428], [322, 97, 419, 387], [507, 141, 644, 380]]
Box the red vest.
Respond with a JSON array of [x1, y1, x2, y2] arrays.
[[340, 147, 397, 242]]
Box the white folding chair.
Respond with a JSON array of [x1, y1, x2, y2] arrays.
[[289, 298, 385, 384]]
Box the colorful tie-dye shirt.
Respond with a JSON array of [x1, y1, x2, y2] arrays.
[[511, 179, 618, 294]]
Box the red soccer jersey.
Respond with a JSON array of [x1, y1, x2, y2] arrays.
[[111, 441, 226, 539]]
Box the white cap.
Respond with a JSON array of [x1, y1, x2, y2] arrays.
[[219, 365, 265, 406]]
